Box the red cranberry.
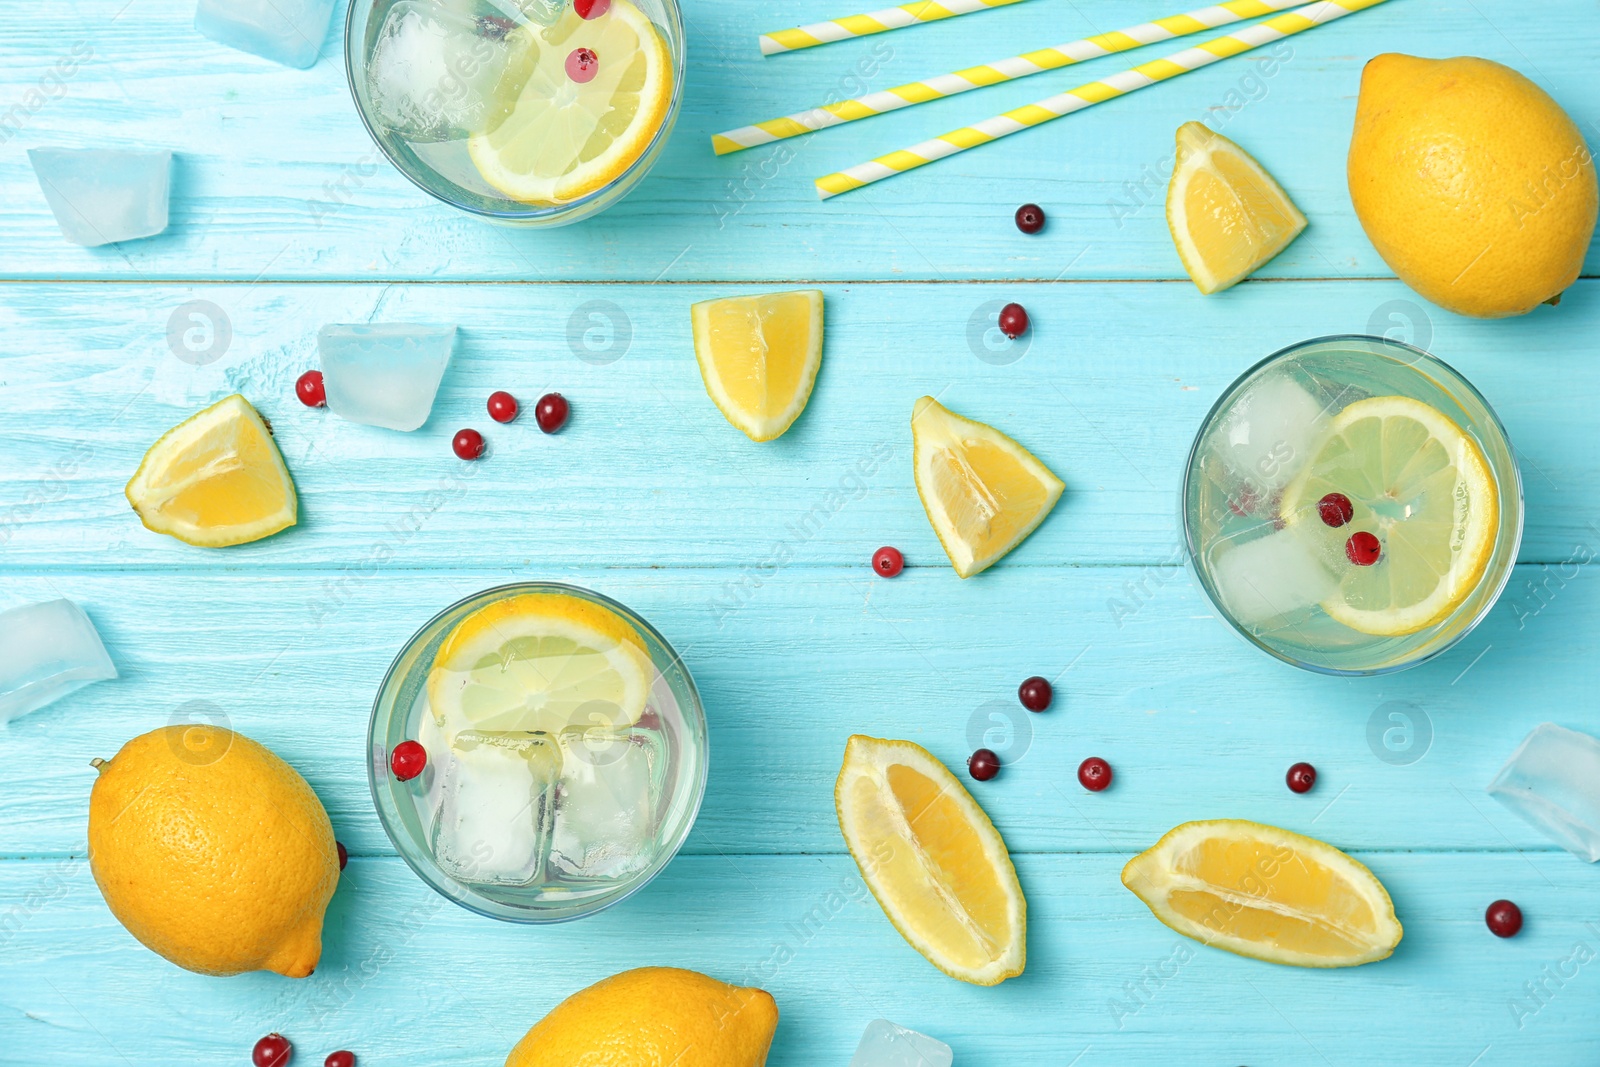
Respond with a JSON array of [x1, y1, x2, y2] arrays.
[[566, 47, 599, 83], [296, 370, 326, 408], [336, 841, 348, 871], [574, 0, 610, 16], [1077, 756, 1112, 792], [487, 391, 518, 424], [968, 748, 1000, 781], [1014, 203, 1045, 234], [1318, 492, 1353, 527], [872, 546, 904, 577], [998, 303, 1029, 340], [324, 1053, 355, 1067], [1286, 762, 1317, 794], [1486, 899, 1523, 938], [535, 393, 570, 434], [452, 428, 485, 460], [390, 740, 426, 781], [1346, 531, 1381, 566], [1018, 676, 1052, 712], [1227, 483, 1259, 518], [253, 1034, 292, 1067]]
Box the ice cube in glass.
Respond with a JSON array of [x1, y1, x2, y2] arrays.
[[1215, 371, 1326, 493], [549, 727, 660, 881], [1207, 525, 1337, 630], [28, 148, 171, 248], [319, 324, 456, 431], [431, 730, 559, 885], [848, 1019, 953, 1067], [0, 599, 117, 724], [1487, 722, 1600, 862], [195, 0, 337, 69]]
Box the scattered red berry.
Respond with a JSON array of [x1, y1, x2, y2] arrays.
[[968, 748, 1000, 781], [998, 302, 1029, 340], [1078, 756, 1112, 792], [535, 392, 570, 434], [487, 390, 519, 424], [1318, 492, 1354, 527], [872, 546, 904, 577], [1014, 203, 1045, 234], [1486, 899, 1523, 938], [566, 47, 599, 83], [390, 740, 426, 781], [1018, 676, 1052, 712], [253, 1034, 292, 1067], [573, 0, 610, 16], [296, 371, 326, 408], [452, 428, 485, 460], [324, 1053, 355, 1067], [1346, 530, 1381, 566], [1286, 762, 1317, 794], [336, 841, 348, 871]]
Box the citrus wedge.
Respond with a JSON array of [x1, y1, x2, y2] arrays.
[[911, 396, 1063, 577], [1123, 820, 1402, 968], [691, 289, 824, 442], [124, 394, 297, 548], [835, 735, 1026, 986], [467, 0, 673, 204], [1280, 395, 1499, 636], [1167, 121, 1307, 294]]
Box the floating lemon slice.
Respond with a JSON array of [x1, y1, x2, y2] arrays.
[[1167, 121, 1307, 294], [1122, 819, 1402, 968], [467, 0, 673, 205], [691, 289, 824, 442], [427, 593, 655, 742], [1280, 395, 1498, 637], [124, 394, 297, 548], [835, 736, 1026, 985], [911, 396, 1063, 578]]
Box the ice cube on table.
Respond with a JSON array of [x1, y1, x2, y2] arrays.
[[319, 324, 456, 431], [431, 730, 558, 885], [1209, 525, 1337, 630], [1487, 723, 1600, 863], [195, 0, 336, 69], [28, 149, 171, 248], [549, 728, 660, 881], [1216, 371, 1328, 493], [0, 600, 117, 725], [849, 1019, 953, 1067]]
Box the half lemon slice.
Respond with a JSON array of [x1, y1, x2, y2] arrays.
[[836, 736, 1026, 985], [691, 289, 824, 442]]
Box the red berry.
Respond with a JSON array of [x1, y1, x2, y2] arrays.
[[487, 391, 518, 424], [296, 370, 326, 408], [968, 748, 1000, 781], [1486, 899, 1523, 938], [1318, 492, 1354, 527], [324, 1053, 355, 1067], [336, 841, 348, 870], [573, 0, 610, 16], [1346, 530, 1381, 566], [1018, 676, 1052, 712], [1014, 203, 1045, 234], [566, 47, 599, 83], [253, 1034, 292, 1067], [1286, 762, 1317, 794], [1078, 756, 1112, 792], [535, 393, 570, 434], [998, 302, 1029, 340], [872, 546, 904, 577], [390, 740, 426, 781], [1227, 483, 1259, 518], [452, 428, 485, 460]]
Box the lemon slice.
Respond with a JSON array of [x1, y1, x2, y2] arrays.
[[427, 592, 655, 742], [124, 394, 297, 548], [835, 736, 1026, 985], [467, 0, 673, 204], [1122, 820, 1403, 968], [911, 396, 1063, 578], [1167, 121, 1307, 294], [1280, 395, 1499, 637], [691, 290, 824, 442]]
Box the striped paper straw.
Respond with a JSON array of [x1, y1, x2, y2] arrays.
[[760, 0, 1027, 57], [816, 0, 1387, 199], [718, 0, 1309, 155]]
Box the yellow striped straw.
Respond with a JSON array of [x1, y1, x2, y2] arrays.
[[816, 0, 1388, 199], [718, 0, 1308, 155], [760, 0, 1028, 57]]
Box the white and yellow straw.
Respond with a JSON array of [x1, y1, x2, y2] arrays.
[[760, 0, 1028, 57], [719, 0, 1310, 154], [815, 0, 1387, 198]]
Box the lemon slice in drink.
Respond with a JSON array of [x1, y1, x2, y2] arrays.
[[426, 593, 655, 742], [467, 0, 673, 205], [691, 290, 824, 442], [912, 396, 1063, 578], [1280, 395, 1498, 637], [124, 394, 297, 547], [1167, 122, 1307, 294], [835, 736, 1026, 986]]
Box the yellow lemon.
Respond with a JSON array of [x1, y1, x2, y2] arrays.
[[504, 967, 778, 1067], [1348, 54, 1598, 318], [88, 726, 338, 977], [691, 290, 824, 442]]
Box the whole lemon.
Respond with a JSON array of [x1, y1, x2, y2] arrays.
[[88, 725, 339, 977], [1348, 54, 1597, 318], [505, 967, 778, 1067]]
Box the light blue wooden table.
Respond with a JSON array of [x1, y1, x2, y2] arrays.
[[3, 0, 1598, 1063]]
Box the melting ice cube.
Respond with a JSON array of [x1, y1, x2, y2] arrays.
[[1209, 526, 1337, 630], [848, 1020, 953, 1067], [431, 730, 558, 886], [0, 600, 117, 725], [1487, 723, 1600, 863], [549, 728, 660, 881], [1216, 371, 1328, 493], [29, 149, 171, 248], [319, 324, 456, 431], [195, 0, 337, 69]]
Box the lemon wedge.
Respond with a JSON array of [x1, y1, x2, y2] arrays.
[[835, 735, 1026, 986], [691, 290, 824, 442], [124, 394, 297, 548], [1280, 395, 1499, 637], [1123, 820, 1402, 968], [467, 0, 673, 205], [911, 396, 1063, 577], [1167, 121, 1307, 294]]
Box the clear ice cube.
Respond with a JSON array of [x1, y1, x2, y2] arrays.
[[0, 600, 117, 725], [1215, 371, 1328, 494], [1487, 723, 1600, 863], [849, 1020, 953, 1067], [549, 727, 660, 881], [319, 324, 456, 431], [195, 0, 337, 69], [28, 148, 171, 248], [1209, 525, 1337, 630], [431, 730, 559, 885]]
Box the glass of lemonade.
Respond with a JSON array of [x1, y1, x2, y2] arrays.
[[1182, 335, 1523, 675], [345, 0, 684, 226], [369, 583, 707, 921]]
